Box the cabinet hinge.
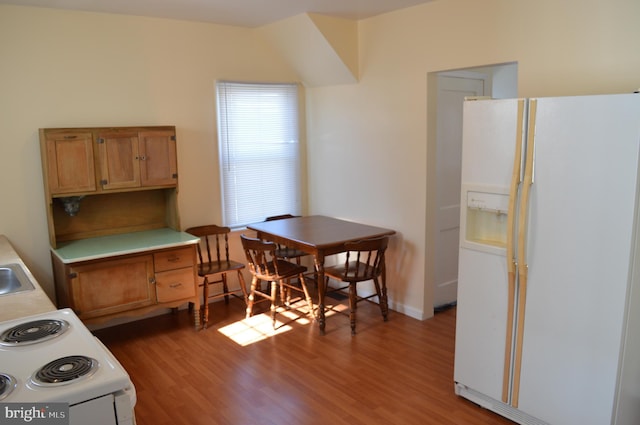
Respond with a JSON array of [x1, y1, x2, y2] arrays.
[[97, 138, 105, 144], [100, 179, 108, 185], [171, 135, 176, 141], [68, 272, 77, 279], [172, 173, 178, 179]]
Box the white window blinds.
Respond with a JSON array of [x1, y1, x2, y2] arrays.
[[217, 81, 301, 228]]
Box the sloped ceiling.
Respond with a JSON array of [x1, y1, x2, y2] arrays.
[[260, 14, 359, 87]]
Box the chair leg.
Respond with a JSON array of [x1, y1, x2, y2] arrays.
[[270, 280, 278, 328], [222, 274, 230, 304], [353, 286, 358, 311], [246, 276, 259, 319], [281, 280, 288, 308], [202, 277, 210, 329], [237, 269, 249, 305], [298, 274, 315, 318], [349, 283, 357, 335]]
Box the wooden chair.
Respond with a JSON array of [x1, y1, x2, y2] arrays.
[[186, 225, 248, 329], [264, 214, 309, 265], [241, 234, 314, 328], [323, 237, 390, 335]]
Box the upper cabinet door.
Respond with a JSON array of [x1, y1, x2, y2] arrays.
[[97, 131, 141, 190], [138, 130, 178, 187], [44, 132, 97, 195]]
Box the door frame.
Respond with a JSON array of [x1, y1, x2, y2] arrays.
[[425, 69, 490, 318], [433, 71, 488, 309]]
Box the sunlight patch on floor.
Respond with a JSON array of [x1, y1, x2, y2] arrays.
[[217, 301, 347, 346], [218, 314, 293, 346]]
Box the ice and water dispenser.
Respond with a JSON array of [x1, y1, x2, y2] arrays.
[[461, 186, 510, 254]]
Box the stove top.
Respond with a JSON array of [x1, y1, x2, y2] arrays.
[[0, 309, 134, 405]]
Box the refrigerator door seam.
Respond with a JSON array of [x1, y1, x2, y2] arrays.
[[503, 98, 527, 404], [512, 98, 538, 408]]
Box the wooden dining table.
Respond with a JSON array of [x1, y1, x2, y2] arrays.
[[246, 215, 396, 334]]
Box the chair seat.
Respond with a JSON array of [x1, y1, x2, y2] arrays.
[[197, 260, 245, 277], [254, 260, 307, 281], [324, 261, 377, 283], [273, 247, 307, 260]]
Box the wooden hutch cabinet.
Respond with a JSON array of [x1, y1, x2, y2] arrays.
[[40, 126, 200, 329]]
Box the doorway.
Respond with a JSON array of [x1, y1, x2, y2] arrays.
[[429, 63, 518, 311]]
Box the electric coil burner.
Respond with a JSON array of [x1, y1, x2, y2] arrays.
[[0, 372, 17, 400], [32, 355, 98, 386], [0, 308, 136, 425], [0, 318, 69, 346]]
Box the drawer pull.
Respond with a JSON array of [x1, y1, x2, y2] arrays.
[[169, 282, 183, 289], [167, 256, 180, 262]]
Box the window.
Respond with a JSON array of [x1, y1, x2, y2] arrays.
[[216, 81, 301, 228]]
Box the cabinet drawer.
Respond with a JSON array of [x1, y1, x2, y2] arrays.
[[155, 267, 195, 302], [154, 247, 194, 272]]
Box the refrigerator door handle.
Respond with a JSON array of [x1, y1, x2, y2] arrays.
[[511, 99, 537, 408], [502, 99, 527, 404]]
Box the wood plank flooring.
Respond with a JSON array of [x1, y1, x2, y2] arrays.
[[94, 295, 515, 425]]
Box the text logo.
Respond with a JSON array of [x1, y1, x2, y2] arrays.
[[1, 403, 68, 424]]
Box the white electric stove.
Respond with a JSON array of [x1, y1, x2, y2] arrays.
[[0, 308, 136, 425]]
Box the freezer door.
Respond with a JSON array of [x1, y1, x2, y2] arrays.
[[455, 98, 524, 401], [517, 94, 640, 425], [460, 98, 523, 188], [454, 247, 510, 401]]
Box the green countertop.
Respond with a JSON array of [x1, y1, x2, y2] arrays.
[[52, 228, 200, 263]]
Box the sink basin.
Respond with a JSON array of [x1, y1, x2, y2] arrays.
[[0, 263, 35, 296]]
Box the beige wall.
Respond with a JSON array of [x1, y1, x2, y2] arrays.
[[305, 0, 640, 319], [2, 0, 639, 321], [0, 5, 297, 300]]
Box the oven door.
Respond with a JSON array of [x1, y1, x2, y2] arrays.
[[70, 389, 135, 425]]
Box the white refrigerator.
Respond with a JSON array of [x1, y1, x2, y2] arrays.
[[453, 93, 640, 425]]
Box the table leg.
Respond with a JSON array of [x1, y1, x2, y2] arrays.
[[314, 255, 326, 335]]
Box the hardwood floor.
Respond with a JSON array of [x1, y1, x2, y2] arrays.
[[94, 295, 515, 425]]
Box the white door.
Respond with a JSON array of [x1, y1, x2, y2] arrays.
[[434, 74, 485, 308]]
